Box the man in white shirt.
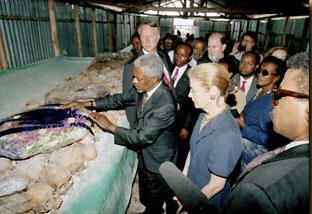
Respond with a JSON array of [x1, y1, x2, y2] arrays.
[[171, 42, 198, 170]]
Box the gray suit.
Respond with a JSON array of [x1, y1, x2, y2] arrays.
[[122, 49, 175, 129], [95, 83, 178, 173], [231, 73, 258, 103], [95, 83, 178, 212]]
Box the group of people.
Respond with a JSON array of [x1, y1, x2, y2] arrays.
[[61, 21, 309, 214]]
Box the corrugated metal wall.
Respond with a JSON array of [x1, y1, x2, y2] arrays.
[[230, 18, 309, 56], [0, 0, 308, 71], [0, 0, 138, 70], [0, 0, 53, 68]]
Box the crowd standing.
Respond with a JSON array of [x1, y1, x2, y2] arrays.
[[64, 21, 309, 214]]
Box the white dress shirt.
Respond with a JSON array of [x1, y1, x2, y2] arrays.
[[171, 64, 188, 88], [240, 75, 254, 96]]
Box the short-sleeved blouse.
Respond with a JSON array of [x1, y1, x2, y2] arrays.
[[187, 106, 242, 210]]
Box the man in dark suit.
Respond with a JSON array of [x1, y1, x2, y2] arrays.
[[122, 21, 175, 129], [171, 42, 198, 170], [62, 54, 179, 214]]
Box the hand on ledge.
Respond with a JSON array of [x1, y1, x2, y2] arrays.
[[90, 111, 116, 133]]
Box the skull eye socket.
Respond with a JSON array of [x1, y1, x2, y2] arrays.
[[59, 183, 66, 193], [44, 199, 55, 212]]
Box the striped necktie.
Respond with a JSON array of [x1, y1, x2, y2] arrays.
[[141, 93, 148, 111], [173, 68, 179, 84], [163, 73, 172, 90]]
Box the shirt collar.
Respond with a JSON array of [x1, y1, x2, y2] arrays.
[[285, 141, 309, 150], [142, 48, 156, 55], [173, 64, 188, 74], [146, 82, 161, 99]]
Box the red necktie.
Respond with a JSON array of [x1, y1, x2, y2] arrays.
[[240, 80, 246, 92], [172, 68, 179, 84], [163, 73, 172, 90]]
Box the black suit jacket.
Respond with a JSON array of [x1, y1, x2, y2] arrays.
[[222, 144, 309, 214], [197, 51, 212, 65], [95, 83, 178, 174], [173, 65, 198, 132], [122, 50, 175, 128]]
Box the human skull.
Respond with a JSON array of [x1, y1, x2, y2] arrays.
[[26, 182, 62, 213], [0, 158, 12, 174], [39, 163, 73, 195], [13, 158, 45, 182], [0, 172, 30, 197], [48, 146, 87, 173]]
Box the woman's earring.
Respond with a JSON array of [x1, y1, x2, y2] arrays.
[[210, 95, 216, 100]]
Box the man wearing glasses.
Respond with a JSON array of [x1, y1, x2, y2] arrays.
[[223, 52, 309, 213]]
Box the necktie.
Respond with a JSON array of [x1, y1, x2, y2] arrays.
[[172, 68, 179, 84], [141, 93, 148, 111], [240, 80, 247, 92], [235, 145, 286, 185], [163, 73, 172, 90]]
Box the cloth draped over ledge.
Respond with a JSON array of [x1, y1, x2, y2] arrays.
[[0, 56, 137, 213]]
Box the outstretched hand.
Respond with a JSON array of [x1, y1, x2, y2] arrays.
[[90, 112, 116, 133]]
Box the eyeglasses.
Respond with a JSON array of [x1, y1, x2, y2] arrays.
[[271, 87, 309, 106], [256, 69, 276, 76]]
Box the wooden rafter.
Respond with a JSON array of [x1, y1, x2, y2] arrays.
[[76, 0, 308, 16]]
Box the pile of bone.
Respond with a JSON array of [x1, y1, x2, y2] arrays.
[[0, 132, 97, 214], [45, 52, 131, 104], [44, 52, 128, 124], [4, 55, 130, 213]]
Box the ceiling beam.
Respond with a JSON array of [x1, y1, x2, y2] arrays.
[[77, 0, 308, 15], [123, 10, 286, 21]]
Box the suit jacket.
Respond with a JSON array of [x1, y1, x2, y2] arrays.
[[222, 144, 309, 214], [174, 65, 198, 132], [122, 49, 175, 128], [95, 83, 178, 174], [231, 73, 258, 103], [197, 51, 211, 65]]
